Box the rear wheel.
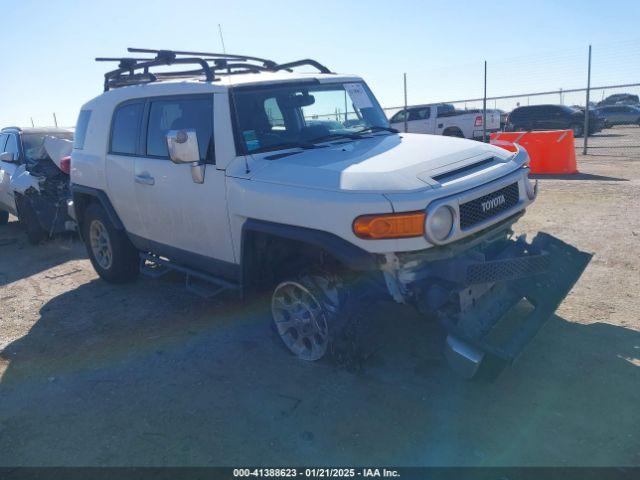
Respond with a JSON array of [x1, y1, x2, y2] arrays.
[[82, 203, 139, 283], [0, 210, 8, 226]]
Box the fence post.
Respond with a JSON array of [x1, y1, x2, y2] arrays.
[[583, 45, 592, 155], [403, 73, 408, 133], [482, 60, 487, 142]]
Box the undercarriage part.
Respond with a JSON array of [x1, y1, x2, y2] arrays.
[[436, 232, 591, 367], [444, 334, 485, 379]]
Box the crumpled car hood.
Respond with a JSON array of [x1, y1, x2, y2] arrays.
[[248, 133, 513, 193]]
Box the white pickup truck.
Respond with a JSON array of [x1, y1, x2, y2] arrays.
[[389, 104, 500, 140]]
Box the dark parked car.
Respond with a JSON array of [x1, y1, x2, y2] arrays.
[[597, 93, 639, 107], [596, 105, 640, 127], [506, 104, 604, 137]]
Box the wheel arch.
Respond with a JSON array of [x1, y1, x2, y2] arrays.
[[442, 126, 464, 137], [240, 219, 378, 289], [71, 185, 124, 233]]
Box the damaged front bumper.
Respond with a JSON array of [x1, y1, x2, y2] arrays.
[[381, 218, 591, 377]]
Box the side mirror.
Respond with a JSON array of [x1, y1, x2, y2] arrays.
[[166, 129, 200, 164], [165, 129, 205, 184], [0, 152, 16, 163]]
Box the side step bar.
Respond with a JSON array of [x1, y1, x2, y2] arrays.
[[139, 252, 240, 299]]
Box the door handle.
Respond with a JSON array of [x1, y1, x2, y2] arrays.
[[135, 174, 155, 186]]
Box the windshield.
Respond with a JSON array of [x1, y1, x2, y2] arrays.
[[232, 81, 390, 154], [22, 131, 73, 164]]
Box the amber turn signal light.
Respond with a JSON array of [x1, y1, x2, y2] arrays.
[[353, 211, 426, 239]]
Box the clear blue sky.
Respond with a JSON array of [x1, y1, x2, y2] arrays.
[[2, 0, 639, 127]]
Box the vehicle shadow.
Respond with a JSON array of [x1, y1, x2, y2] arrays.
[[531, 173, 629, 182], [0, 276, 638, 466], [0, 217, 83, 285]]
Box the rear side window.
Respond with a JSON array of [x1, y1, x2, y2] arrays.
[[110, 102, 144, 155], [146, 96, 213, 162], [408, 108, 430, 121], [74, 110, 92, 150], [390, 110, 407, 123]]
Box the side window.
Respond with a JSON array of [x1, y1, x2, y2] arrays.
[[146, 96, 213, 162], [408, 108, 430, 121], [409, 107, 431, 120], [0, 134, 8, 152], [390, 110, 407, 123], [5, 134, 19, 157], [74, 110, 92, 150], [111, 102, 143, 155]]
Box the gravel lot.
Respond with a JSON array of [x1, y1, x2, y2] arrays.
[[0, 153, 638, 467]]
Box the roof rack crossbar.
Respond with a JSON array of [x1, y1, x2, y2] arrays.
[[97, 48, 334, 90], [128, 47, 274, 65], [272, 59, 331, 74], [101, 55, 214, 91]]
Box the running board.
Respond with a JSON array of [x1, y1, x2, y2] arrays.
[[139, 252, 240, 299]]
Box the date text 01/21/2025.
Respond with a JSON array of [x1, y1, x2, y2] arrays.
[[232, 468, 401, 478]]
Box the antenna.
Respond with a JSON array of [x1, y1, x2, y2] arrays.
[[53, 113, 58, 127], [218, 24, 227, 54]]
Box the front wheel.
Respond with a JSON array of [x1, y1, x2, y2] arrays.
[[15, 197, 48, 245], [271, 273, 343, 361], [82, 203, 139, 283]]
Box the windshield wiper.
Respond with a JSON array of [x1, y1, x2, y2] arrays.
[[255, 141, 324, 154], [354, 125, 399, 135], [306, 132, 361, 145]]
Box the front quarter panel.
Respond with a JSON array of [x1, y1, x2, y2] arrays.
[[226, 177, 402, 259]]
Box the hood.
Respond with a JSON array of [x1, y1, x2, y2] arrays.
[[44, 136, 73, 170], [248, 133, 514, 193]]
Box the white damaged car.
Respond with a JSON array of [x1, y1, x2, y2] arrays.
[[70, 49, 591, 378], [0, 127, 75, 243]]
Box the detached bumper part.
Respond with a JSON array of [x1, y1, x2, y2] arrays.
[[414, 233, 591, 377]]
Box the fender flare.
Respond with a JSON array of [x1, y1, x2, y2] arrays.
[[70, 184, 124, 230], [240, 218, 379, 276]]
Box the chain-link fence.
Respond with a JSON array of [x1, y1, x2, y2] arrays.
[[375, 40, 640, 157]]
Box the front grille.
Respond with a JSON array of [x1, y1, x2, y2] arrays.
[[459, 182, 519, 230]]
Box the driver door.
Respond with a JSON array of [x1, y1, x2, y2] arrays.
[[133, 94, 237, 277]]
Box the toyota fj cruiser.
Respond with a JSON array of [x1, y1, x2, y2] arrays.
[[71, 48, 590, 378]]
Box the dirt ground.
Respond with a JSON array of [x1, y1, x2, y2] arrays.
[[0, 154, 638, 467]]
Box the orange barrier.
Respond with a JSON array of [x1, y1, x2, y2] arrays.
[[490, 130, 578, 175]]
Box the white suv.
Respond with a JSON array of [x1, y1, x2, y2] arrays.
[[71, 49, 589, 378]]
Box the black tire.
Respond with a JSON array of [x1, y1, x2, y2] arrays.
[[443, 128, 464, 138], [82, 203, 139, 283], [571, 123, 584, 138], [16, 199, 48, 245], [0, 210, 8, 226]]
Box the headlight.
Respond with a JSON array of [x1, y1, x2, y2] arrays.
[[429, 206, 454, 241]]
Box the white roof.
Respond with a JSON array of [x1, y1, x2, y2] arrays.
[[81, 71, 364, 110]]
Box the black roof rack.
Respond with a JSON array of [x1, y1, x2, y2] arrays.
[[97, 48, 333, 91]]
